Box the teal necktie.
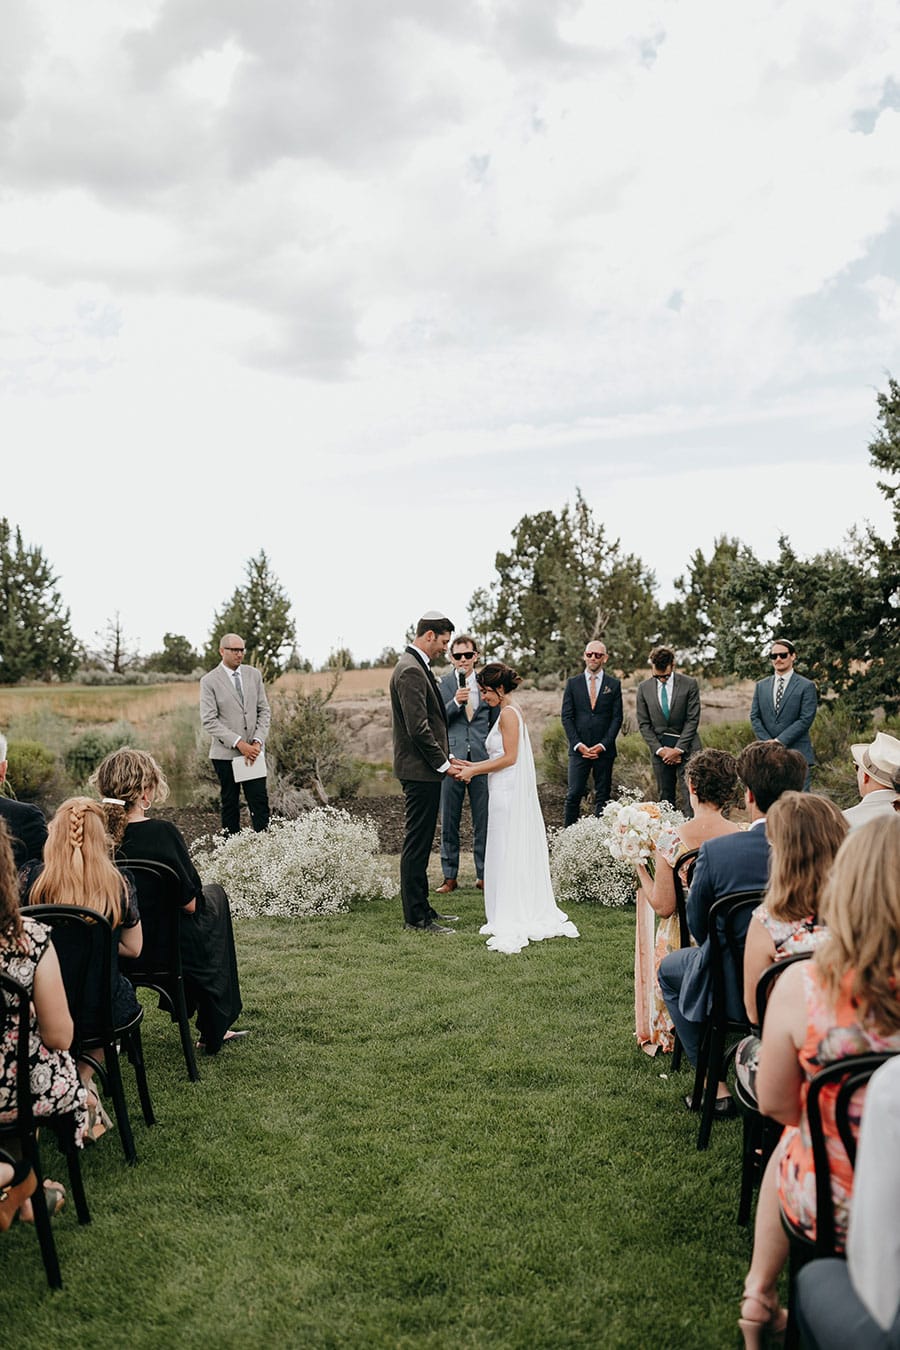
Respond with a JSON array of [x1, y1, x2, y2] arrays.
[[660, 681, 670, 722]]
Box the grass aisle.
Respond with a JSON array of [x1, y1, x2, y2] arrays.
[[7, 892, 752, 1349]]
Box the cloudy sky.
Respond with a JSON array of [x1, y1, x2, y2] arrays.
[[3, 0, 899, 667]]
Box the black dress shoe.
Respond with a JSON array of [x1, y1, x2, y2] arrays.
[[431, 912, 459, 924], [683, 1092, 736, 1118], [405, 921, 455, 934]]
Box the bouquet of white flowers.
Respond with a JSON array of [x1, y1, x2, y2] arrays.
[[601, 792, 684, 874]]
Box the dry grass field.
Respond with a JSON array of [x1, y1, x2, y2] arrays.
[[0, 668, 397, 733]]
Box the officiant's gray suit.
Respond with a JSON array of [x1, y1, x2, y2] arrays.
[[200, 662, 271, 832]]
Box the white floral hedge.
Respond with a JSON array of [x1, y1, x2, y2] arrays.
[[548, 816, 637, 908], [190, 808, 398, 918]]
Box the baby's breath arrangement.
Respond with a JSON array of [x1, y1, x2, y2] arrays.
[[548, 816, 637, 908], [190, 808, 398, 918]]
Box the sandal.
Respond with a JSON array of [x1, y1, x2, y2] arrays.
[[0, 1158, 37, 1231], [739, 1286, 787, 1348], [86, 1091, 114, 1143], [19, 1179, 66, 1224], [196, 1029, 251, 1051]]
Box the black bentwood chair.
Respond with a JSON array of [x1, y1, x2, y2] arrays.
[[780, 1050, 900, 1349], [21, 905, 156, 1166], [116, 860, 200, 1083], [0, 972, 90, 1288], [688, 890, 763, 1150], [733, 952, 812, 1226], [669, 848, 700, 1074]]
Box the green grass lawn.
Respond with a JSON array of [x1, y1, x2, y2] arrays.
[[6, 892, 755, 1349]]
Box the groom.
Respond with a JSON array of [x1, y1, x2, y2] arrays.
[[390, 613, 461, 935]]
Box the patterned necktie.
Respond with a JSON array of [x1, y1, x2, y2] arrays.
[[589, 674, 597, 709], [774, 676, 784, 714], [660, 681, 670, 722], [232, 669, 244, 707]]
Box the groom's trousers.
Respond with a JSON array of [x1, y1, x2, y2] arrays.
[[400, 779, 443, 926]]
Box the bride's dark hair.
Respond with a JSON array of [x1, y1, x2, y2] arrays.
[[477, 662, 521, 694]]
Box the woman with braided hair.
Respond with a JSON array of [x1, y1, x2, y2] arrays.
[[19, 796, 143, 1138], [0, 818, 87, 1218], [92, 748, 245, 1055]]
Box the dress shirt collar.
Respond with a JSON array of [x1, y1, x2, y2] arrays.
[[584, 669, 604, 692], [409, 645, 431, 670]]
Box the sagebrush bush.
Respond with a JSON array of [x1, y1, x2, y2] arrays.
[[4, 739, 57, 802], [189, 809, 398, 918], [64, 724, 134, 782], [549, 816, 637, 908]]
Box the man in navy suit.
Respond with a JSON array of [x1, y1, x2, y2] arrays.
[[657, 740, 807, 1109], [750, 637, 817, 790], [561, 640, 623, 826]]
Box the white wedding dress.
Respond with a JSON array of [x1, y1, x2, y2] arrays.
[[480, 704, 580, 954]]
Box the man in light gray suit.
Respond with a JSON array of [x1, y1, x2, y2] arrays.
[[749, 637, 818, 790], [437, 634, 492, 894], [200, 633, 271, 834], [635, 645, 702, 815]]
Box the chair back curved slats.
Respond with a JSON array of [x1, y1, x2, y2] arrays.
[[116, 859, 199, 1082], [692, 889, 763, 1149], [671, 847, 700, 951], [20, 905, 155, 1164], [805, 1051, 900, 1259]]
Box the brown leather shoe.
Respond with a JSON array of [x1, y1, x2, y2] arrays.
[[436, 879, 458, 894], [475, 879, 484, 890]]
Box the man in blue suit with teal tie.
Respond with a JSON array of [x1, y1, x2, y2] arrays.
[[750, 637, 817, 790]]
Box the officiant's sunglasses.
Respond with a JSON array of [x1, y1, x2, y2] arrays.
[[452, 651, 477, 660]]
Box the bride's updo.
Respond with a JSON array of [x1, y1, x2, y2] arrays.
[[477, 662, 521, 694]]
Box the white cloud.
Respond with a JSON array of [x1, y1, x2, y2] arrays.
[[1, 0, 899, 662]]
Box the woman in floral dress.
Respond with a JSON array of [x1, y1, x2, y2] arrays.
[[632, 749, 740, 1054], [0, 820, 87, 1219]]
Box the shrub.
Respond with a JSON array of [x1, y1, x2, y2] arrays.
[[190, 809, 398, 918], [64, 725, 134, 782], [540, 721, 568, 787], [549, 816, 637, 908], [267, 686, 359, 803], [4, 739, 57, 802], [699, 719, 755, 755]]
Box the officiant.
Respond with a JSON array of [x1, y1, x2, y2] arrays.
[[200, 633, 271, 833], [436, 635, 494, 895]]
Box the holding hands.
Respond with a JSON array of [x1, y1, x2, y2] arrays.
[[449, 757, 475, 782]]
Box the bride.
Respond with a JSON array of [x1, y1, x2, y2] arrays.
[[452, 663, 579, 954]]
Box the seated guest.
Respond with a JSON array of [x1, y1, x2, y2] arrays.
[[734, 792, 847, 1101], [633, 749, 741, 1054], [738, 815, 900, 1347], [795, 1056, 900, 1348], [657, 740, 807, 1115], [20, 797, 144, 1139], [0, 732, 48, 868], [844, 731, 900, 830], [0, 819, 86, 1220], [91, 748, 246, 1055]]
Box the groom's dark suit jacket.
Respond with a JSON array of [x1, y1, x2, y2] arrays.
[[390, 648, 449, 781], [561, 672, 623, 758]]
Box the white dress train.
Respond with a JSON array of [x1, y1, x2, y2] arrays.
[[480, 704, 579, 954]]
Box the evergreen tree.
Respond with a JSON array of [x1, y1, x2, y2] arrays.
[[0, 519, 76, 683], [204, 551, 296, 678], [469, 490, 659, 677]]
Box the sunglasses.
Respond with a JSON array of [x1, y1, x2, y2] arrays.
[[584, 651, 606, 658], [223, 647, 246, 653], [452, 651, 477, 660], [769, 652, 790, 660]]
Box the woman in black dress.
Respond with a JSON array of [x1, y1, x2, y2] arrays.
[[92, 748, 246, 1055]]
